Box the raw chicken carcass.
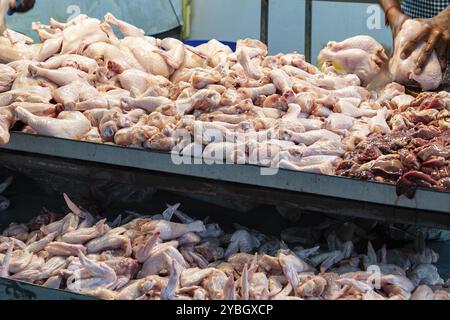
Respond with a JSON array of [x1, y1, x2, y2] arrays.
[[0, 64, 16, 92], [318, 36, 388, 85], [84, 42, 143, 72], [62, 220, 109, 244], [3, 29, 34, 45], [50, 15, 89, 30], [319, 48, 382, 86], [26, 232, 58, 253], [1, 12, 447, 188], [31, 22, 62, 42], [327, 36, 387, 58], [33, 37, 63, 62], [121, 96, 173, 114], [377, 82, 406, 104], [0, 36, 36, 63], [278, 159, 337, 175], [390, 20, 443, 91], [119, 37, 171, 77], [60, 17, 109, 54], [238, 46, 264, 80]]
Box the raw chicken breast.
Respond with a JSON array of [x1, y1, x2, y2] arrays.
[[390, 20, 443, 91], [0, 64, 16, 93]]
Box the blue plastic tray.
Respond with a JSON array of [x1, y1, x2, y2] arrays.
[[183, 40, 237, 52]]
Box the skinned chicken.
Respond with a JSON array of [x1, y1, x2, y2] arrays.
[[0, 13, 447, 195], [390, 20, 443, 91], [318, 35, 389, 86], [0, 195, 448, 300]]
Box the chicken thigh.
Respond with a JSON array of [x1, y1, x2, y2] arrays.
[[60, 17, 109, 54], [15, 107, 91, 140]]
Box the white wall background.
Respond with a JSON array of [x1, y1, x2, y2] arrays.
[[311, 1, 392, 64], [5, 0, 393, 65], [268, 0, 306, 56], [189, 0, 392, 64], [5, 0, 183, 42], [189, 0, 261, 40]]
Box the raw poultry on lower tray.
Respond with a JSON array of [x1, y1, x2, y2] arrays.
[[0, 194, 449, 300], [0, 14, 448, 196]]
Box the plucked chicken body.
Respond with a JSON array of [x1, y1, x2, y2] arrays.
[[0, 64, 16, 92], [326, 36, 387, 57], [390, 20, 443, 91], [60, 17, 109, 54], [0, 13, 447, 192], [318, 35, 388, 85], [0, 36, 36, 63]]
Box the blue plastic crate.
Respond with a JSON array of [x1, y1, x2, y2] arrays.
[[183, 40, 237, 52]]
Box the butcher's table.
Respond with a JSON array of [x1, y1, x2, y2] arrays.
[[0, 132, 449, 230]]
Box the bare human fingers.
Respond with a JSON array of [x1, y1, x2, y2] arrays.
[[414, 28, 442, 75], [400, 22, 431, 60]]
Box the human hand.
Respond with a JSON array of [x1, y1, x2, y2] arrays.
[[400, 10, 450, 74]]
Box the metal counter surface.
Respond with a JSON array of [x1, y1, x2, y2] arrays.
[[0, 278, 98, 300], [1, 133, 449, 214]]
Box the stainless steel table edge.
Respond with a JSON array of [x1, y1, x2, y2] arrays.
[[0, 277, 98, 300], [1, 132, 449, 214]]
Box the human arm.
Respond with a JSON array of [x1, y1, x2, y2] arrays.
[[379, 0, 408, 37], [7, 0, 36, 15]]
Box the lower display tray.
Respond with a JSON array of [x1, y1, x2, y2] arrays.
[[0, 278, 97, 300]]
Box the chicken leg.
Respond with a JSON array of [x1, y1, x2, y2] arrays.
[[29, 65, 90, 86], [104, 13, 145, 38], [15, 107, 91, 140]]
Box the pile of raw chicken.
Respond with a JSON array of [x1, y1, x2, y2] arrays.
[[0, 193, 449, 300], [0, 15, 447, 178], [337, 89, 450, 197]]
